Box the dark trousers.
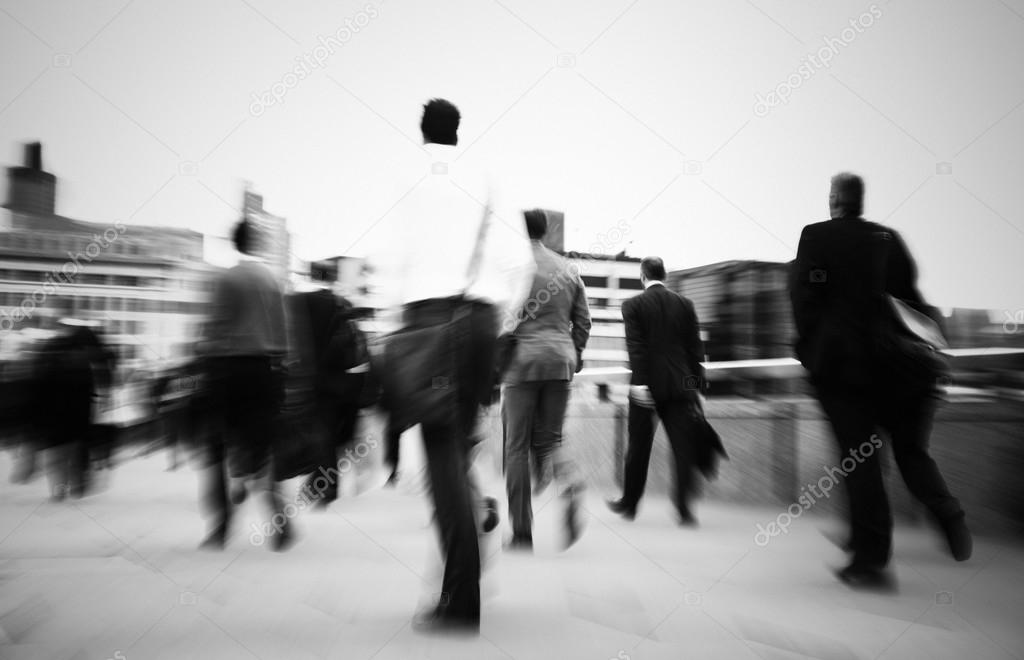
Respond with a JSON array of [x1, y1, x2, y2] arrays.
[[817, 386, 963, 568], [305, 397, 359, 501], [203, 356, 286, 541], [404, 297, 497, 624], [384, 419, 404, 473], [622, 398, 699, 517], [502, 380, 571, 539]]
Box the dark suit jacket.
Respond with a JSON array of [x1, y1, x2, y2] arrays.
[[789, 217, 939, 389], [622, 283, 705, 403]]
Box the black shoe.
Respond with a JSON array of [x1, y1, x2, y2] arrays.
[[411, 606, 480, 636], [942, 515, 972, 562], [270, 525, 295, 552], [677, 510, 698, 528], [835, 563, 896, 592], [563, 486, 583, 549], [385, 470, 399, 488], [199, 533, 226, 551], [481, 497, 499, 534], [229, 483, 247, 506], [505, 534, 533, 552], [607, 499, 636, 521]]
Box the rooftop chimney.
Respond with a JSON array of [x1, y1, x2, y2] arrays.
[[4, 141, 57, 217]]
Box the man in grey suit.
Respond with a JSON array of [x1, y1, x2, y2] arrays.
[[501, 209, 591, 550]]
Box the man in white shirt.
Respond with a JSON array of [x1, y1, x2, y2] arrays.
[[373, 99, 533, 634]]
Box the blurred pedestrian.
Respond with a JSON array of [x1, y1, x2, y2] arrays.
[[790, 172, 971, 590], [199, 219, 292, 551], [372, 98, 533, 634], [501, 209, 591, 550], [607, 256, 707, 526]]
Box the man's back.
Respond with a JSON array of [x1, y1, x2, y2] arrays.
[[208, 260, 287, 358], [505, 243, 590, 383], [623, 285, 704, 402], [790, 217, 933, 388]]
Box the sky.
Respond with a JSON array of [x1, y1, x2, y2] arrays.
[[1, 0, 1022, 313]]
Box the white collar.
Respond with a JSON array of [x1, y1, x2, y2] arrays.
[[643, 280, 664, 290]]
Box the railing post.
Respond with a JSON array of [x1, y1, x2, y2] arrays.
[[614, 403, 626, 489], [771, 402, 798, 504]]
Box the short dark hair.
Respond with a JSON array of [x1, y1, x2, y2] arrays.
[[233, 219, 256, 255], [640, 256, 666, 281], [421, 98, 460, 146], [830, 172, 864, 218], [523, 209, 547, 240]]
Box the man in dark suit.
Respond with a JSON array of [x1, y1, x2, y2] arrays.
[[501, 209, 591, 550], [608, 256, 706, 525], [790, 172, 971, 590]]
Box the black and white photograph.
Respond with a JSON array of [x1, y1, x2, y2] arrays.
[[0, 1, 1022, 658]]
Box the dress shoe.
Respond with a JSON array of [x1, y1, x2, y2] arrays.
[[607, 498, 636, 521], [199, 533, 226, 551], [411, 606, 479, 636], [835, 563, 896, 592], [505, 534, 533, 552], [229, 483, 247, 506], [677, 510, 698, 528], [270, 525, 295, 552], [385, 470, 399, 488], [942, 514, 972, 561], [563, 485, 584, 548], [481, 497, 499, 534]]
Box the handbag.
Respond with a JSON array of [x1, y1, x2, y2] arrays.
[[877, 294, 950, 389], [373, 206, 491, 431]]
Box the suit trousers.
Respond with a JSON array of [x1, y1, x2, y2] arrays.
[[622, 399, 699, 517], [816, 386, 963, 568], [403, 297, 497, 624], [501, 379, 572, 539]]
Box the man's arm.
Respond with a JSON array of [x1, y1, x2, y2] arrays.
[[570, 275, 592, 370], [622, 297, 648, 386], [683, 299, 707, 392], [886, 230, 943, 329], [789, 225, 824, 342]]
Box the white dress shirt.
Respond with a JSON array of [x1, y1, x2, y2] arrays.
[[372, 143, 534, 324]]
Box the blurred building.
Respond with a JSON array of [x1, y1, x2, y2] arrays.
[[562, 251, 644, 370], [666, 260, 794, 362], [243, 187, 291, 286], [0, 142, 213, 367]]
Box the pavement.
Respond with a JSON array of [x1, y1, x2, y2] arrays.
[[1, 443, 1023, 660]]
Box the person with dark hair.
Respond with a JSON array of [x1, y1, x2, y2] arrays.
[[199, 218, 292, 551], [608, 256, 707, 525], [501, 209, 591, 550], [790, 172, 971, 590], [420, 98, 461, 146], [372, 98, 533, 635]]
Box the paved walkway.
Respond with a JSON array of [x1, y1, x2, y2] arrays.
[[0, 448, 1022, 660]]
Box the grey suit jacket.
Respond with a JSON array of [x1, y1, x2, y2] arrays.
[[503, 242, 591, 384]]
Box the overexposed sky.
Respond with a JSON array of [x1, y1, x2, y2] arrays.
[[1, 0, 1022, 311]]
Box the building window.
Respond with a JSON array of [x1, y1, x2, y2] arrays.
[[582, 275, 608, 288], [619, 277, 643, 290]]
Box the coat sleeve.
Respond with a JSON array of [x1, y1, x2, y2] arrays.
[[789, 225, 824, 344], [570, 274, 592, 359], [683, 299, 707, 392], [622, 297, 648, 386]]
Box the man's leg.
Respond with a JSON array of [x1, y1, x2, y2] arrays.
[[817, 389, 892, 571], [657, 399, 699, 522], [502, 382, 537, 543], [420, 417, 480, 628], [618, 401, 658, 514], [882, 393, 971, 560], [200, 360, 231, 547]]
